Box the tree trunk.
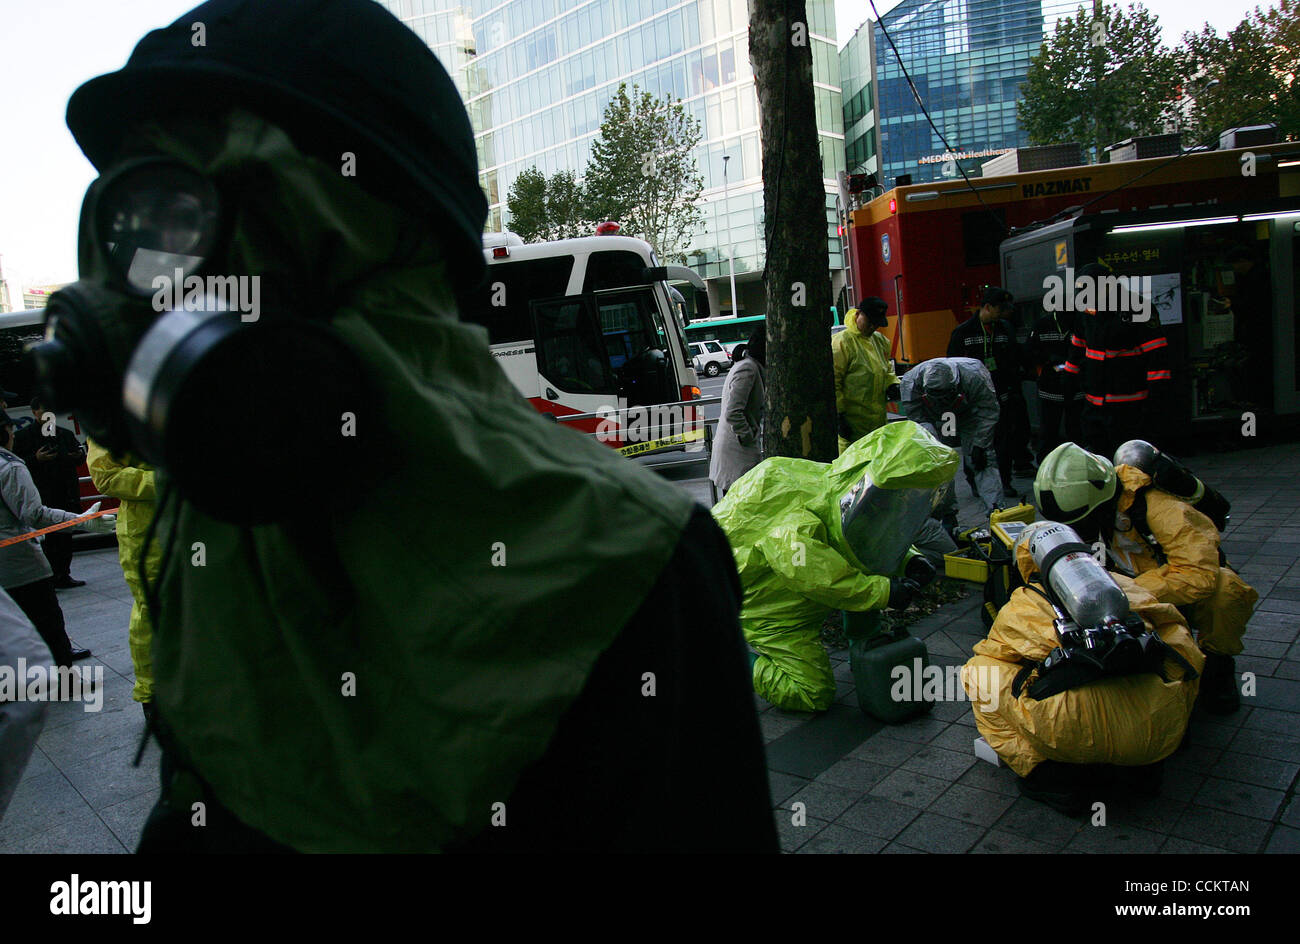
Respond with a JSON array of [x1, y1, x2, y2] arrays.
[[750, 0, 837, 462]]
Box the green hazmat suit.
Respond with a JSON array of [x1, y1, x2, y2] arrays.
[[139, 113, 700, 852], [85, 440, 159, 704], [712, 421, 958, 712], [833, 311, 900, 453]]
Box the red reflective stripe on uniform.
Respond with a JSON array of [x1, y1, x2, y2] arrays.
[[1139, 337, 1168, 352], [1105, 347, 1143, 358], [1086, 393, 1105, 405], [1104, 391, 1149, 402], [1085, 348, 1105, 360], [1063, 362, 1080, 374], [1147, 370, 1171, 380], [1070, 335, 1085, 347]]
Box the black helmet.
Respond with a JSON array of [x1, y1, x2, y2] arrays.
[[66, 0, 487, 292]]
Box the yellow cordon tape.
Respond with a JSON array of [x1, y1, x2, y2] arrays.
[[0, 507, 114, 548], [616, 427, 706, 457]]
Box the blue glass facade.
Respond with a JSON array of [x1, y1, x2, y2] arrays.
[[839, 21, 879, 178], [379, 0, 846, 307], [872, 0, 1081, 185]]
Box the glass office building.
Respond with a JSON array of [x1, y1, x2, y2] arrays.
[[872, 0, 1083, 185], [839, 21, 879, 180], [378, 0, 847, 316]]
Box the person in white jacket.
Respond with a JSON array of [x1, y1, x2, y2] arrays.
[[0, 413, 114, 667]]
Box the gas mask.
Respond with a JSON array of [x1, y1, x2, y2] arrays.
[[839, 470, 943, 575], [29, 125, 375, 525]]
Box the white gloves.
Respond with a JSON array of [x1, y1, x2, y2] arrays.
[[78, 501, 117, 534]]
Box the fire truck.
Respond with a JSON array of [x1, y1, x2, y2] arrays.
[[846, 138, 1300, 437]]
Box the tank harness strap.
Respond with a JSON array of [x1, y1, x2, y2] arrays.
[[1127, 486, 1168, 567]]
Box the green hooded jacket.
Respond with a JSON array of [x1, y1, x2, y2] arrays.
[[140, 112, 697, 852]]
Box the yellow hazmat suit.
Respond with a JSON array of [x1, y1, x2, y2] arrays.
[[713, 421, 957, 712], [833, 311, 899, 452], [963, 541, 1202, 777], [86, 440, 159, 703], [1109, 465, 1255, 656]]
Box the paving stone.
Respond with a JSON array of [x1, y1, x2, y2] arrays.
[[1171, 805, 1271, 853], [1186, 719, 1238, 750], [97, 789, 159, 850], [847, 733, 923, 766], [5, 807, 126, 854], [766, 771, 810, 807], [1264, 826, 1300, 854], [795, 824, 887, 854], [1193, 777, 1286, 820], [764, 704, 883, 779], [815, 758, 892, 793], [1105, 796, 1188, 834], [1282, 796, 1300, 830], [970, 828, 1062, 853], [1160, 767, 1206, 803], [930, 723, 980, 754], [775, 811, 826, 853], [901, 745, 977, 780], [927, 783, 1016, 826], [869, 768, 950, 810], [880, 841, 926, 853], [834, 795, 922, 840], [1228, 728, 1300, 763], [873, 716, 948, 744], [1206, 751, 1299, 791], [994, 796, 1088, 845], [1165, 743, 1223, 774], [1066, 822, 1164, 854], [0, 770, 89, 847], [893, 812, 985, 853], [1241, 706, 1300, 735], [1160, 837, 1232, 853], [957, 761, 1021, 797], [786, 781, 862, 824]]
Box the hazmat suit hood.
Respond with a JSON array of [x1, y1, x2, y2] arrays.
[[138, 113, 698, 852], [717, 420, 957, 577]]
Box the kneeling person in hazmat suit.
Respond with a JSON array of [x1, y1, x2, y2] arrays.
[[712, 421, 958, 712], [1034, 441, 1255, 714], [963, 522, 1203, 814]]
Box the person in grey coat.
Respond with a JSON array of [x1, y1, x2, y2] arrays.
[[709, 326, 766, 497], [0, 591, 53, 819]]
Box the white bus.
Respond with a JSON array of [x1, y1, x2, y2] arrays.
[[466, 230, 706, 456]]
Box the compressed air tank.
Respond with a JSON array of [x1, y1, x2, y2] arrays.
[[1025, 522, 1131, 628]]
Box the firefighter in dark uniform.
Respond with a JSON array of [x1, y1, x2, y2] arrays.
[[1028, 306, 1085, 463], [947, 286, 1030, 497]]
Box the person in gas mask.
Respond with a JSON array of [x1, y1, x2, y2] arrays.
[[1034, 442, 1254, 714], [963, 521, 1202, 814], [34, 0, 776, 853], [711, 421, 956, 713], [833, 296, 900, 453], [899, 357, 1002, 534]]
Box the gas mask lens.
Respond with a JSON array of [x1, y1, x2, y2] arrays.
[[94, 160, 220, 296]]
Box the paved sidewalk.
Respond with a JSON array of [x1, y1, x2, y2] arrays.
[[761, 440, 1300, 853], [2, 441, 1297, 854]]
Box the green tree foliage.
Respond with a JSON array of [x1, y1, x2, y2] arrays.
[[1019, 3, 1181, 158], [505, 166, 590, 242], [583, 84, 705, 263], [1177, 0, 1300, 142]]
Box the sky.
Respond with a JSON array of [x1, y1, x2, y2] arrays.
[[0, 0, 1273, 296]]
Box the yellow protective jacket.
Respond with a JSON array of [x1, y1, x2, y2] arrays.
[[1110, 464, 1255, 655], [86, 439, 160, 702], [962, 541, 1202, 777], [833, 313, 899, 451]]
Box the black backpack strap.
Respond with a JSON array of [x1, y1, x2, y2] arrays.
[[1127, 486, 1168, 567]]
